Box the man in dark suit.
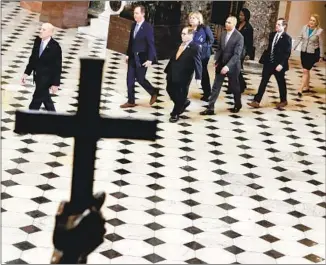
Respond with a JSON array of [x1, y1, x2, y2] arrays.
[[121, 5, 159, 108], [248, 18, 292, 109], [21, 23, 62, 112], [164, 27, 202, 123], [201, 16, 244, 115]]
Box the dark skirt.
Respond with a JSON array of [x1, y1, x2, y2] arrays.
[[300, 51, 318, 70]]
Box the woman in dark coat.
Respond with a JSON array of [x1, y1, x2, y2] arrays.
[[237, 8, 254, 93], [189, 11, 215, 102]]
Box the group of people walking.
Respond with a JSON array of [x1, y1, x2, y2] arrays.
[[121, 6, 256, 122], [21, 6, 324, 122], [120, 5, 324, 123]]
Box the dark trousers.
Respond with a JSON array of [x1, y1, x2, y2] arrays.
[[239, 57, 247, 92], [166, 80, 187, 116], [254, 64, 287, 103], [208, 71, 241, 110], [29, 76, 56, 111], [127, 58, 156, 104], [201, 57, 211, 97]]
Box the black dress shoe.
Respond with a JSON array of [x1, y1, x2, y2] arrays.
[[230, 106, 242, 113], [302, 89, 312, 93], [169, 115, 179, 123], [200, 96, 209, 102], [180, 100, 191, 114], [240, 86, 247, 93], [200, 109, 215, 115]]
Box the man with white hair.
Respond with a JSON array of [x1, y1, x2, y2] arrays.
[[21, 23, 62, 111]]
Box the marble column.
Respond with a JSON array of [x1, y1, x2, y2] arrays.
[[88, 1, 105, 16], [244, 1, 280, 60]]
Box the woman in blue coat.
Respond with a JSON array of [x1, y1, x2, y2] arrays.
[[189, 11, 215, 102]]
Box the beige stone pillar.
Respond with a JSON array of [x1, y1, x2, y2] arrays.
[[244, 1, 280, 60]]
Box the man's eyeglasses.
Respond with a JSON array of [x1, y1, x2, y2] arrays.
[[181, 33, 187, 36]]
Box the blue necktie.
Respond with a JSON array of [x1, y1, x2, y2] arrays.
[[133, 24, 140, 38], [39, 41, 45, 57]]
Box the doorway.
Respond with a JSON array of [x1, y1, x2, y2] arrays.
[[210, 1, 245, 25], [210, 1, 245, 41]]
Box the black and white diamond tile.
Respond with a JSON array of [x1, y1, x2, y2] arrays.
[[2, 2, 326, 264]]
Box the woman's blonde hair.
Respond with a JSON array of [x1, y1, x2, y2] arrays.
[[310, 14, 320, 28], [188, 11, 204, 25]]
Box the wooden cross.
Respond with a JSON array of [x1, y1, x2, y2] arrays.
[[14, 58, 158, 214]]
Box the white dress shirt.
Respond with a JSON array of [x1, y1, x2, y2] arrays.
[[182, 40, 192, 51], [134, 20, 145, 38], [225, 28, 235, 45], [223, 28, 236, 72], [272, 32, 282, 48], [40, 37, 51, 54]]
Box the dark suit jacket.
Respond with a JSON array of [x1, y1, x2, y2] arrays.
[[214, 29, 244, 74], [259, 31, 292, 71], [237, 22, 254, 59], [127, 21, 157, 64], [164, 41, 202, 85], [193, 25, 215, 60], [24, 37, 62, 87]]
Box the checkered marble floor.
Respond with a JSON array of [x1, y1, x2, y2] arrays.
[[1, 2, 326, 264]]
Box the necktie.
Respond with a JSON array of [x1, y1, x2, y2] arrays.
[[225, 33, 230, 45], [133, 24, 140, 38], [176, 43, 185, 59], [39, 41, 45, 57], [270, 33, 280, 62]]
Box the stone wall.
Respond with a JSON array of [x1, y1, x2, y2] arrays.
[[180, 1, 212, 25], [114, 0, 280, 60], [244, 1, 280, 59], [20, 1, 42, 13]]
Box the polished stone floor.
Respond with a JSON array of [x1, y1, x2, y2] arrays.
[[1, 2, 326, 264]]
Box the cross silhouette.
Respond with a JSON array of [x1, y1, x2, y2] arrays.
[[14, 58, 158, 214]]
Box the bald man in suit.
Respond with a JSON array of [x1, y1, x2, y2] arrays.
[[201, 16, 244, 115], [21, 23, 62, 111]]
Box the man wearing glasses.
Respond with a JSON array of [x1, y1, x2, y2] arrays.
[[164, 27, 202, 123]]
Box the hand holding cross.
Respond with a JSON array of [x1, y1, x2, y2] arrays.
[[14, 58, 158, 263]]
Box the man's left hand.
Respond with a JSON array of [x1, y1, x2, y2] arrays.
[[275, 64, 283, 72], [220, 66, 229, 75], [50, 86, 59, 94], [142, 61, 152, 68]]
